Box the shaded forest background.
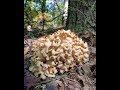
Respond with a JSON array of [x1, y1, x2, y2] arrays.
[[24, 0, 96, 38]]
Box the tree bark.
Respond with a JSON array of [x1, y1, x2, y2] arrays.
[[41, 0, 46, 30], [65, 0, 80, 30], [65, 0, 96, 31], [63, 0, 69, 26]]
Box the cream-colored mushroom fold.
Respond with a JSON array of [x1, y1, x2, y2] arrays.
[[29, 29, 89, 79]]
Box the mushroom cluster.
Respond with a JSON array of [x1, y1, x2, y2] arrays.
[[29, 30, 89, 79]]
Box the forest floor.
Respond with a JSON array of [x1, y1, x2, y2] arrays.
[[24, 30, 96, 90]]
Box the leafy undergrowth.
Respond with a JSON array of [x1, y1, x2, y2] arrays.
[[24, 30, 96, 90]]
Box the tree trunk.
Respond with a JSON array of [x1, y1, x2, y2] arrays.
[[65, 0, 96, 32], [65, 0, 80, 31], [63, 0, 69, 26], [41, 0, 46, 30]]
